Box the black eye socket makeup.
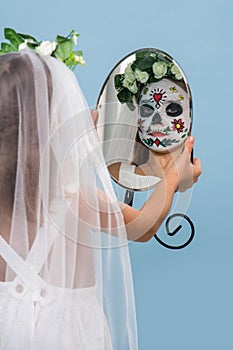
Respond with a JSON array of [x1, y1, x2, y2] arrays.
[[166, 102, 183, 117], [139, 104, 154, 118]]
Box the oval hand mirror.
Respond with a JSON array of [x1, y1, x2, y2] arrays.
[[96, 48, 193, 192]]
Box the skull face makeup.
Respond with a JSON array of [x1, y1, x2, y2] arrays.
[[138, 78, 191, 152]]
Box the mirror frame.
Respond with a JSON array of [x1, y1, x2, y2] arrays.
[[96, 48, 193, 192]]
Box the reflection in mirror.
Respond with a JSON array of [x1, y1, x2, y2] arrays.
[[97, 49, 192, 191]]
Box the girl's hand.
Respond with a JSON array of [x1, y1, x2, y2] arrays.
[[168, 136, 202, 192], [91, 110, 98, 127]]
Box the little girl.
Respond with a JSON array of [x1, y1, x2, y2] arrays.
[[0, 49, 201, 349]]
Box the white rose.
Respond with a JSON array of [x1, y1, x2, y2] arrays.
[[152, 61, 167, 79], [123, 78, 138, 93], [150, 53, 157, 59], [124, 63, 135, 83], [35, 41, 57, 56], [75, 55, 85, 65], [171, 64, 183, 80], [123, 63, 138, 93], [134, 68, 149, 83], [18, 39, 35, 51], [18, 42, 28, 51], [72, 35, 78, 45]]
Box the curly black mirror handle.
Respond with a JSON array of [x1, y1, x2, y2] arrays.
[[124, 191, 195, 250], [154, 213, 195, 250]]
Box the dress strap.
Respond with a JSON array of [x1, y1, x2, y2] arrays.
[[23, 224, 58, 274], [0, 199, 69, 286], [20, 198, 69, 274], [0, 235, 47, 289]]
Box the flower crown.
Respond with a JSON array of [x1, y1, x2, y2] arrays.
[[0, 28, 85, 70], [114, 50, 184, 110]]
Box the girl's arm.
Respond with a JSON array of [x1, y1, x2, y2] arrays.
[[120, 136, 202, 242], [91, 112, 201, 242]]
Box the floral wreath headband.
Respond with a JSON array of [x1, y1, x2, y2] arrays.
[[0, 28, 85, 70], [114, 50, 185, 111]]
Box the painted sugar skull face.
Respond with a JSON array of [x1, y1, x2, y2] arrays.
[[138, 78, 191, 152]]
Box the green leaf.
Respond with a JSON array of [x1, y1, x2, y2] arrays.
[[73, 50, 83, 56], [148, 75, 160, 83], [1, 42, 15, 52], [135, 83, 143, 102], [126, 94, 136, 111], [18, 33, 38, 43], [114, 74, 123, 90], [27, 42, 38, 50], [117, 88, 132, 104], [126, 102, 135, 111], [4, 28, 24, 48], [142, 86, 148, 94], [69, 30, 80, 37], [166, 66, 172, 76], [131, 59, 143, 71], [157, 53, 172, 64], [137, 56, 155, 71], [63, 51, 76, 68], [54, 40, 73, 60], [135, 50, 151, 60], [55, 35, 68, 43]]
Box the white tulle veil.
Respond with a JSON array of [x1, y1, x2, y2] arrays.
[[0, 50, 138, 349]]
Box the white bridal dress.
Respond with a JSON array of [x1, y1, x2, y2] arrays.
[[0, 50, 138, 350]]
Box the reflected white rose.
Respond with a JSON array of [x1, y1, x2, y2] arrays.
[[171, 64, 183, 80], [152, 61, 167, 79], [124, 63, 135, 82], [123, 78, 138, 93], [135, 68, 149, 83]]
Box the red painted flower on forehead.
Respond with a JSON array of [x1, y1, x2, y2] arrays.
[[171, 119, 185, 133]]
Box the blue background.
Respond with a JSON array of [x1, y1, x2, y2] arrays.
[[1, 0, 233, 348]]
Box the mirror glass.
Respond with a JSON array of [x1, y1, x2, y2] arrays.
[[96, 48, 192, 191]]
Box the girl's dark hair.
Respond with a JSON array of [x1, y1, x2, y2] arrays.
[[0, 52, 52, 222], [132, 131, 149, 166]]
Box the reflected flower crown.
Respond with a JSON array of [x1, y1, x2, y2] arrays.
[[0, 28, 85, 70], [114, 50, 184, 110]]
